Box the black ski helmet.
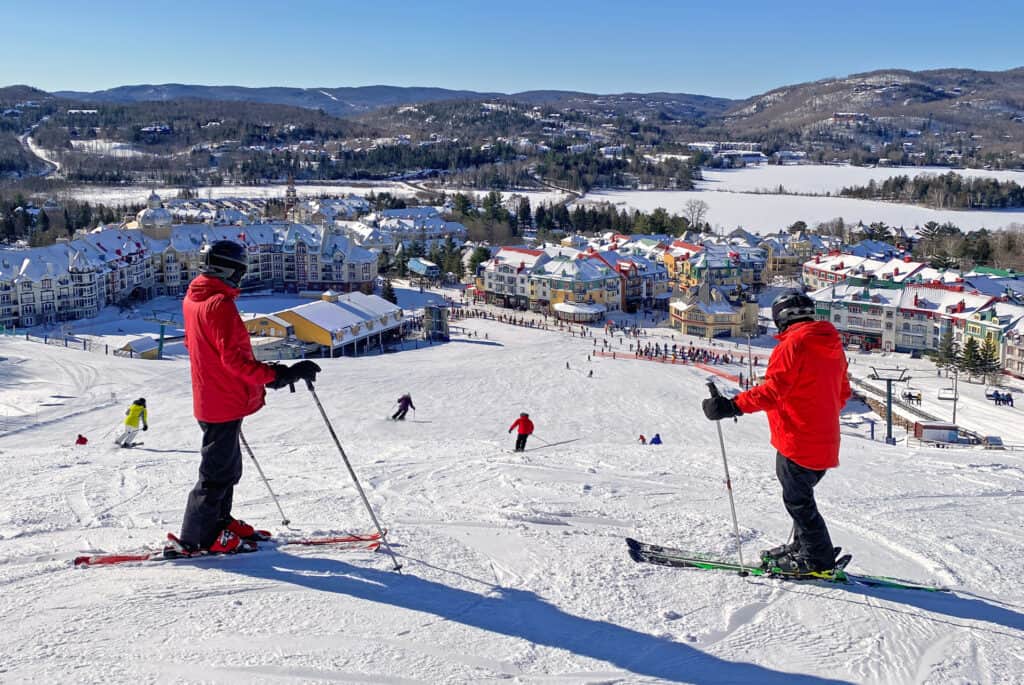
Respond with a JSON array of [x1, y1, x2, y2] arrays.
[[199, 240, 248, 288], [771, 290, 816, 332], [136, 397, 146, 406]]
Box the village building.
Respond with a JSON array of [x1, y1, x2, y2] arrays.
[[272, 291, 403, 357], [669, 281, 758, 339]]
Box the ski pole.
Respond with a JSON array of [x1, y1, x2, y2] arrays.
[[239, 430, 292, 526], [707, 380, 748, 576], [532, 434, 551, 445], [303, 379, 403, 572]]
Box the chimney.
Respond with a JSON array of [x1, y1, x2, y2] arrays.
[[913, 293, 919, 307], [903, 255, 911, 263], [815, 255, 821, 264]]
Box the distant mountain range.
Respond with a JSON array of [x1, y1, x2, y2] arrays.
[[3, 66, 1024, 183], [723, 67, 1024, 134], [49, 83, 735, 119]]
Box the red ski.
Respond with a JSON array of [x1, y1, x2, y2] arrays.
[[73, 530, 386, 567]]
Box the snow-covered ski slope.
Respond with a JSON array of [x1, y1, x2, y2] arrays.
[[0, 321, 1022, 684]]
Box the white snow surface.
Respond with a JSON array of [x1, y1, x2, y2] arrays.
[[1, 306, 1023, 683], [57, 182, 421, 206], [698, 164, 1024, 195], [577, 188, 1024, 233]]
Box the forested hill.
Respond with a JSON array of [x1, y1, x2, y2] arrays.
[[51, 84, 735, 120], [718, 67, 1024, 164]]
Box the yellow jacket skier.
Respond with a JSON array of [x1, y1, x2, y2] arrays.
[[114, 398, 148, 448]]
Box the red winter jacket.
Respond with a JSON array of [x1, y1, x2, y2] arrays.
[[509, 416, 534, 435], [734, 320, 851, 470], [183, 275, 277, 423]]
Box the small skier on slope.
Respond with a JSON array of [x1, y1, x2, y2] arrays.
[[508, 412, 534, 452], [392, 393, 415, 421], [702, 290, 851, 574], [167, 240, 321, 558], [114, 398, 148, 448]]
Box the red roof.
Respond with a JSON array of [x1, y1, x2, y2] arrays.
[[672, 240, 703, 253], [499, 246, 544, 257]]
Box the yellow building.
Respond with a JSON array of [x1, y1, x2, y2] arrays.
[[272, 291, 404, 356], [663, 241, 703, 285], [529, 255, 622, 312], [669, 282, 758, 339], [241, 313, 294, 338], [116, 337, 161, 360]]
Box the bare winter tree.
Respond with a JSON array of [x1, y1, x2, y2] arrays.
[[683, 199, 709, 229]]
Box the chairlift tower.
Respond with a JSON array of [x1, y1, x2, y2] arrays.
[[870, 366, 908, 445], [144, 311, 181, 360]]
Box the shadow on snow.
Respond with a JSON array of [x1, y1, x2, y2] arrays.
[[225, 552, 853, 684]]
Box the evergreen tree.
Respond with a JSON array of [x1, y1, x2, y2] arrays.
[[382, 278, 398, 304], [516, 197, 531, 230], [468, 246, 491, 275], [936, 328, 958, 371], [957, 337, 981, 378], [979, 337, 1002, 384], [453, 193, 474, 216]]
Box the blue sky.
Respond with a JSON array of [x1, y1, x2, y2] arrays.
[[1, 1, 1020, 98]]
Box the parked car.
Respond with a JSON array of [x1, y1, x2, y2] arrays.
[[937, 387, 959, 400], [984, 387, 1001, 400]]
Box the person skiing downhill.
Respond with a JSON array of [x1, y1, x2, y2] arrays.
[[167, 240, 321, 557], [508, 412, 534, 452], [702, 290, 851, 574], [114, 398, 148, 447], [392, 393, 415, 421]]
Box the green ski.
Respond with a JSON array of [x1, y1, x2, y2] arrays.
[[626, 538, 949, 593]]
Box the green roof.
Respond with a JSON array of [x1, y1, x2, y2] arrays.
[[972, 266, 1018, 278]]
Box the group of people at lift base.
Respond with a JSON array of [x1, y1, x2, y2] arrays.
[[69, 237, 851, 576]]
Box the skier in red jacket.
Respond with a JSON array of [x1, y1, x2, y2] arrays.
[[702, 291, 851, 574], [166, 240, 321, 558], [508, 412, 534, 452]]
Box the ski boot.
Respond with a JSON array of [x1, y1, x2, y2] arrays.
[[163, 530, 257, 559], [760, 541, 800, 568], [226, 518, 272, 542], [768, 547, 851, 580]]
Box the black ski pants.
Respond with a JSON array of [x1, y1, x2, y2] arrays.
[[514, 433, 529, 452], [775, 452, 835, 567], [180, 419, 244, 548], [392, 408, 408, 420]]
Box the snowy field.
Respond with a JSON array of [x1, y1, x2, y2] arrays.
[[698, 164, 1024, 195], [1, 310, 1023, 683], [55, 181, 422, 206], [68, 140, 156, 159], [53, 181, 568, 209], [440, 187, 572, 207], [577, 188, 1024, 234]]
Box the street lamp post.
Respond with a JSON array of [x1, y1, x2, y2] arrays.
[[746, 332, 754, 387], [952, 368, 959, 424]]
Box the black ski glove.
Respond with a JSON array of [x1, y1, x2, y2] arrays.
[[702, 396, 742, 421], [267, 360, 322, 389], [143, 425, 148, 432]]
